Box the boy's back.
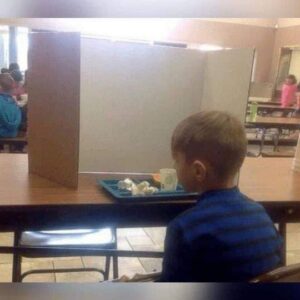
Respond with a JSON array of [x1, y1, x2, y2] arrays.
[[160, 187, 282, 282]]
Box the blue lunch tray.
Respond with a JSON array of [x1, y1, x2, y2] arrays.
[[97, 178, 199, 203]]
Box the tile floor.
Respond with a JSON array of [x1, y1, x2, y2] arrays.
[[0, 227, 165, 282], [0, 225, 299, 282]]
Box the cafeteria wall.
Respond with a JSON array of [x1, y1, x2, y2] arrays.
[[271, 25, 300, 82], [79, 37, 254, 173], [166, 19, 275, 83]]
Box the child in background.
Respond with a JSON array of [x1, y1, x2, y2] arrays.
[[0, 73, 21, 138], [8, 62, 20, 73], [159, 111, 282, 282], [1, 68, 9, 74], [10, 69, 27, 107], [281, 74, 297, 108], [296, 83, 300, 114]]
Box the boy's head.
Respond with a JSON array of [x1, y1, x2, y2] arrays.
[[0, 73, 15, 93], [171, 111, 247, 193], [285, 74, 297, 85]]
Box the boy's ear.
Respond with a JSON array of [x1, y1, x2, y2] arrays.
[[192, 160, 207, 183]]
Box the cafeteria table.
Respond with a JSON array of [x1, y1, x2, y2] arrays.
[[0, 154, 299, 267], [245, 116, 300, 155]]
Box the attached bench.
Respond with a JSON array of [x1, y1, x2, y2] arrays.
[[0, 132, 27, 152], [247, 137, 298, 147]]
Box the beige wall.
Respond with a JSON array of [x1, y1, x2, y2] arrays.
[[271, 25, 300, 82], [166, 20, 275, 82], [289, 50, 300, 81]]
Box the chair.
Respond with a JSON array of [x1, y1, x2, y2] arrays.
[[251, 263, 300, 282], [12, 228, 118, 282]]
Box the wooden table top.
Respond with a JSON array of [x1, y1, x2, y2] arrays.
[[246, 116, 300, 128], [240, 157, 300, 202], [0, 154, 300, 207], [0, 154, 113, 206]]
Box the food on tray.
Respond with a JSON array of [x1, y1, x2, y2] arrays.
[[117, 179, 158, 196], [117, 178, 134, 190], [152, 173, 161, 184]]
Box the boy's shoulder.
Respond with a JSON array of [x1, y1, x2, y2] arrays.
[[169, 189, 267, 234]]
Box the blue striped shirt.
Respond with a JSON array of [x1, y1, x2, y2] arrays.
[[160, 187, 282, 282]]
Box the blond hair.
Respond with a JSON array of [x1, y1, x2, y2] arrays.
[[171, 111, 247, 181]]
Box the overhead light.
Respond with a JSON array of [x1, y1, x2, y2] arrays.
[[198, 44, 224, 51], [189, 43, 224, 51]]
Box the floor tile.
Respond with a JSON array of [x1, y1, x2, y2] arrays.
[[287, 250, 300, 265], [0, 263, 12, 282], [287, 233, 300, 251], [143, 227, 166, 247], [118, 257, 146, 278], [118, 228, 147, 238], [287, 224, 300, 233], [0, 232, 14, 246], [130, 244, 163, 273], [126, 235, 156, 248], [22, 261, 55, 282], [0, 254, 13, 264], [54, 258, 100, 282]]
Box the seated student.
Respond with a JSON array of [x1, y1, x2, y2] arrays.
[[9, 62, 20, 73], [160, 111, 282, 282], [10, 69, 26, 105], [1, 68, 9, 74], [0, 73, 21, 138], [295, 83, 300, 117]]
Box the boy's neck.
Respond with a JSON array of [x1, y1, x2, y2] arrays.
[[199, 179, 236, 194]]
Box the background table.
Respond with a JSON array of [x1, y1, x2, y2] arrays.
[[248, 99, 281, 106], [246, 116, 300, 130], [245, 116, 300, 155], [255, 105, 296, 114]]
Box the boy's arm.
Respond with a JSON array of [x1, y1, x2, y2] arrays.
[[159, 222, 193, 282]]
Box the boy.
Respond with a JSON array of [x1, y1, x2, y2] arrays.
[[0, 73, 22, 138], [160, 111, 282, 282]]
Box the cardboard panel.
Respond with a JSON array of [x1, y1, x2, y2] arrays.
[[79, 38, 205, 172], [201, 48, 254, 186], [28, 32, 81, 188], [201, 48, 255, 122]]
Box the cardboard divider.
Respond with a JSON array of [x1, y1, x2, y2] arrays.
[[28, 33, 254, 187], [28, 32, 81, 188]]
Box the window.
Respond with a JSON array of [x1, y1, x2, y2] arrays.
[[17, 27, 29, 71], [0, 26, 9, 69], [0, 26, 28, 71]]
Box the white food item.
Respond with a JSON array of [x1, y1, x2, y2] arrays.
[[137, 181, 150, 191], [118, 178, 159, 196], [144, 186, 159, 195], [118, 178, 134, 190], [131, 184, 140, 196]]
